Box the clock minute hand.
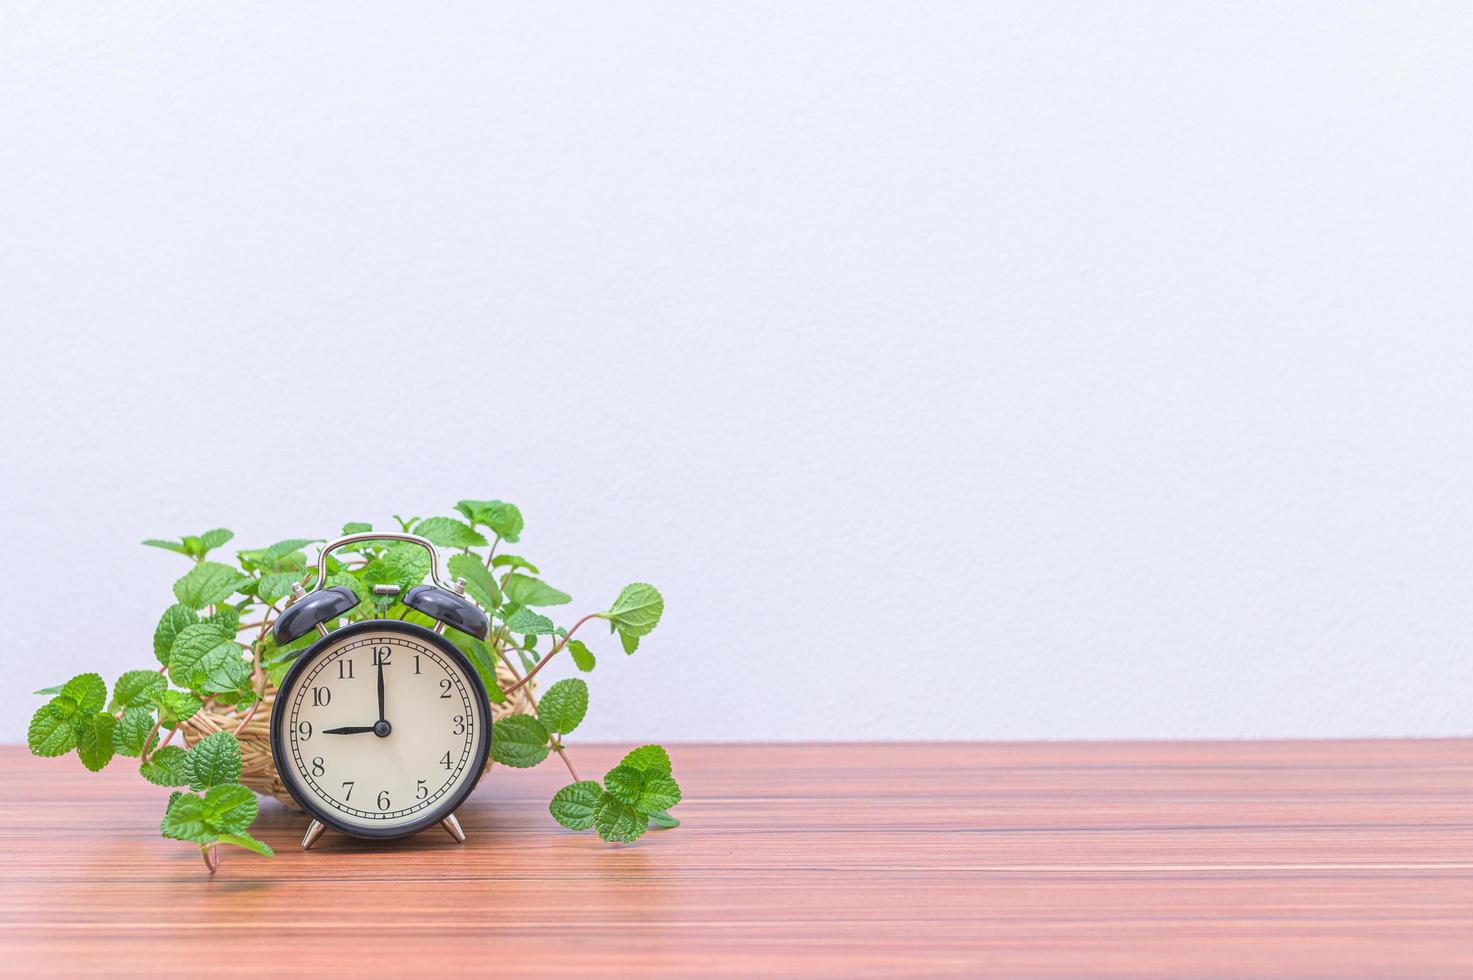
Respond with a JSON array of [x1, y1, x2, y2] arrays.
[[322, 726, 376, 735], [377, 657, 387, 725]]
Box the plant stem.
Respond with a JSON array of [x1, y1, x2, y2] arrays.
[[552, 743, 581, 782], [138, 719, 164, 764], [502, 614, 600, 696], [201, 845, 218, 873], [484, 536, 501, 569], [232, 698, 262, 736], [496, 651, 581, 782]]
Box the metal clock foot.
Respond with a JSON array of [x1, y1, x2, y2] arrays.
[[440, 813, 465, 843], [302, 819, 326, 850]]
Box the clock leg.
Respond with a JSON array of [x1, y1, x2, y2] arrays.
[[440, 812, 466, 843], [301, 819, 327, 850]]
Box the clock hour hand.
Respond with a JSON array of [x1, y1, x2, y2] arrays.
[[322, 725, 376, 735]]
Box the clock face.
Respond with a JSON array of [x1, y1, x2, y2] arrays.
[[271, 621, 491, 837]]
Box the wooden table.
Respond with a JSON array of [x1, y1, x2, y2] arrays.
[[0, 740, 1469, 977]]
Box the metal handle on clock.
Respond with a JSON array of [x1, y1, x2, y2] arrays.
[[302, 531, 455, 597]]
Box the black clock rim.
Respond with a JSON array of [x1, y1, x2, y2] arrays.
[[269, 619, 494, 841]]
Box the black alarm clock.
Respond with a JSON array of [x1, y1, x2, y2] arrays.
[[269, 532, 492, 850]]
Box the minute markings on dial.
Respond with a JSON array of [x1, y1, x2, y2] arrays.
[[286, 636, 477, 821]]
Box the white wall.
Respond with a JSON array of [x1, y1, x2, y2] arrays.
[[3, 2, 1471, 743]]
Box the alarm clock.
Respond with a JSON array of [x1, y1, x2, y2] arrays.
[[269, 531, 493, 850]]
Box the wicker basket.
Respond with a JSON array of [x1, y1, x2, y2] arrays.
[[181, 659, 536, 807]]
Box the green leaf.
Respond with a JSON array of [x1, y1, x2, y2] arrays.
[[620, 631, 640, 655], [216, 832, 274, 857], [265, 656, 293, 688], [603, 764, 644, 802], [110, 670, 166, 711], [168, 624, 247, 693], [261, 624, 317, 671], [204, 605, 241, 634], [604, 583, 664, 638], [32, 684, 64, 695], [154, 690, 203, 728], [502, 574, 571, 607], [165, 623, 232, 677], [199, 528, 235, 552], [620, 744, 673, 775], [236, 539, 316, 574], [503, 607, 555, 636], [173, 562, 250, 610], [490, 554, 538, 574], [27, 700, 80, 757], [647, 810, 680, 830], [256, 571, 302, 604], [202, 654, 251, 695], [61, 673, 107, 714], [455, 637, 504, 705], [537, 679, 589, 736], [477, 648, 506, 704], [113, 707, 159, 757], [153, 604, 198, 664], [262, 538, 319, 561], [592, 795, 648, 843], [76, 712, 117, 772], [361, 542, 431, 592], [237, 540, 313, 573], [447, 553, 501, 610], [603, 764, 682, 815], [324, 571, 366, 602], [490, 715, 550, 768], [342, 522, 373, 535], [549, 781, 603, 831], [202, 783, 257, 833], [455, 499, 523, 542], [185, 732, 242, 790], [161, 791, 210, 843], [141, 745, 191, 786], [485, 502, 524, 542], [148, 529, 234, 560], [567, 639, 596, 672], [280, 551, 311, 572], [211, 683, 260, 710], [415, 517, 488, 549], [639, 775, 682, 814]]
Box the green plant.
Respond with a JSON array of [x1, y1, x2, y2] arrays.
[[28, 499, 679, 872]]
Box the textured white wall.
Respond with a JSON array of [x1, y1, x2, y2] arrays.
[[3, 2, 1471, 743]]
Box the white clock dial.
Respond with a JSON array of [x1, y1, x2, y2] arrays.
[[280, 628, 486, 833]]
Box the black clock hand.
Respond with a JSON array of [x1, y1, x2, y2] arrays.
[[377, 657, 387, 725], [322, 726, 376, 735]]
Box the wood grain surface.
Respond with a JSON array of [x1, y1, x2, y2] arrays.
[[0, 740, 1469, 978]]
